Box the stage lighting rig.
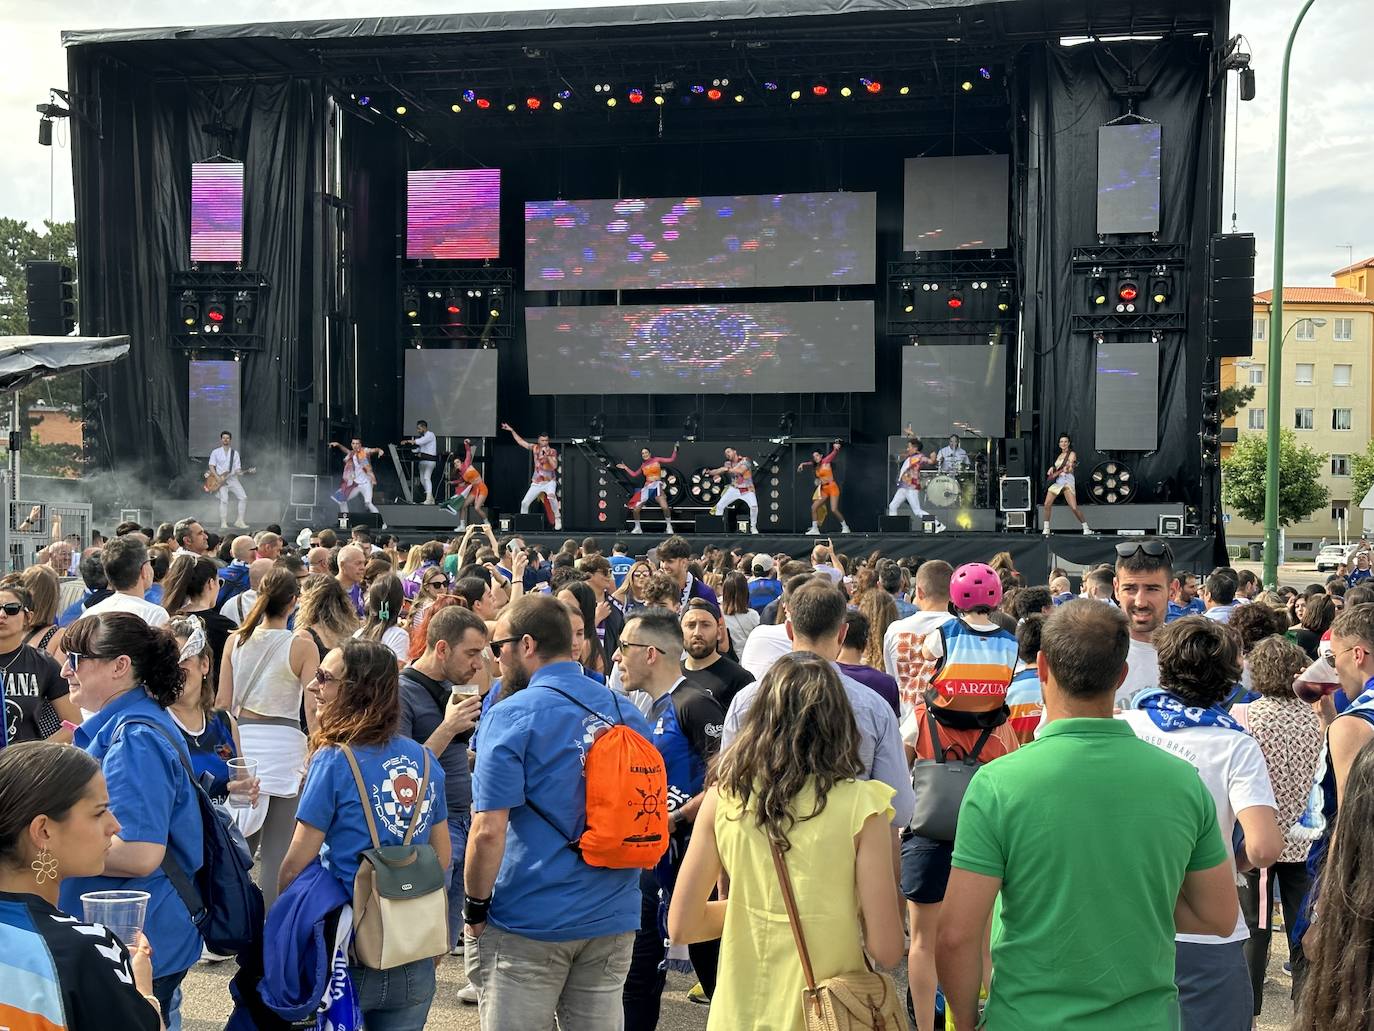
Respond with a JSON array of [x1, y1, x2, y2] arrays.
[[231, 290, 255, 329], [1089, 460, 1136, 505], [996, 284, 1012, 312], [1150, 267, 1172, 307], [1089, 270, 1108, 307], [946, 286, 964, 310], [899, 282, 914, 314], [443, 289, 463, 319], [179, 290, 199, 327], [1116, 276, 1139, 313], [488, 289, 503, 319], [403, 288, 420, 321], [202, 294, 227, 333]]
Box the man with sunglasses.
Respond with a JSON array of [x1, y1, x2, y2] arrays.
[[615, 610, 725, 1029], [0, 587, 75, 744], [1112, 539, 1172, 709]]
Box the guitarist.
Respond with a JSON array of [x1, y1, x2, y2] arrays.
[[208, 431, 250, 530]]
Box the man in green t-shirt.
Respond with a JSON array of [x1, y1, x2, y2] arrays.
[[938, 599, 1238, 1030]]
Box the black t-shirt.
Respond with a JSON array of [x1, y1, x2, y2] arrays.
[[682, 654, 755, 711], [1, 644, 69, 743], [0, 890, 160, 1030]]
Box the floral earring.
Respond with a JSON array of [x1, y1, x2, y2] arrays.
[[31, 847, 58, 885]]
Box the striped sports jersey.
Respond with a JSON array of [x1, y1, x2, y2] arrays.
[[930, 618, 1019, 711], [1006, 667, 1045, 744]]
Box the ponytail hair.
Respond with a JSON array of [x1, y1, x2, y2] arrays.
[[0, 742, 101, 869], [237, 567, 300, 643], [61, 612, 185, 707], [359, 573, 404, 642]]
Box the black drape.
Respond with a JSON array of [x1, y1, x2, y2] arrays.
[[68, 54, 321, 485]]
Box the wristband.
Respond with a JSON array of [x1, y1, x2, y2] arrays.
[[464, 893, 493, 925]]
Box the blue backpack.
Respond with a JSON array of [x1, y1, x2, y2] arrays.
[[122, 718, 264, 955]]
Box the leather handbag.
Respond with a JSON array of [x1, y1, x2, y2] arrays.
[[770, 841, 904, 1031], [341, 745, 448, 969], [906, 708, 994, 842]]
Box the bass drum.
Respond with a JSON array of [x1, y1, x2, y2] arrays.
[[926, 475, 961, 508]]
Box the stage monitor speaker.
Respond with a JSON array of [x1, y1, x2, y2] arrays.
[[1158, 514, 1185, 535], [879, 515, 913, 532], [999, 477, 1032, 512], [695, 515, 726, 533], [513, 514, 547, 532], [1003, 438, 1027, 477], [343, 512, 384, 530], [1209, 233, 1256, 358], [1005, 511, 1028, 530]]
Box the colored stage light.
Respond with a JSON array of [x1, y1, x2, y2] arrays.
[[606, 96, 617, 107], [899, 85, 910, 95], [899, 282, 914, 314], [764, 81, 779, 91], [866, 80, 882, 94], [403, 288, 419, 320], [204, 294, 226, 325], [553, 100, 563, 111], [451, 104, 462, 113], [557, 89, 572, 100], [1150, 275, 1171, 305], [526, 97, 541, 110], [840, 86, 853, 97], [996, 288, 1012, 312], [395, 105, 407, 115], [980, 66, 992, 79], [489, 289, 503, 318], [733, 94, 744, 103], [961, 80, 974, 92], [946, 288, 964, 310], [690, 84, 706, 95], [1116, 277, 1138, 313], [506, 103, 517, 112], [462, 89, 476, 103], [476, 98, 491, 109], [443, 289, 462, 317], [790, 89, 802, 101], [654, 94, 665, 106], [707, 88, 722, 100], [179, 290, 198, 327], [812, 84, 829, 96], [1090, 275, 1108, 306], [358, 96, 371, 106], [628, 89, 644, 104]]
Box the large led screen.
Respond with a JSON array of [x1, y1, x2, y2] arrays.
[[403, 350, 499, 437], [406, 169, 501, 259], [188, 360, 241, 455], [524, 192, 876, 290], [902, 155, 1009, 252], [1097, 124, 1162, 235], [190, 162, 244, 263], [1095, 340, 1159, 450], [525, 301, 874, 395], [900, 345, 1007, 438]]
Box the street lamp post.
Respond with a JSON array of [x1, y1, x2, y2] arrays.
[[1264, 0, 1322, 587]]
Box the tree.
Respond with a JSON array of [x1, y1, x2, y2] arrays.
[[1221, 428, 1329, 526], [0, 218, 83, 478], [1220, 384, 1255, 422], [1351, 439, 1374, 511]]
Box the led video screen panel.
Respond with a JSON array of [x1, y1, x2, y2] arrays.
[[406, 169, 501, 259], [190, 162, 244, 263], [1095, 340, 1159, 451], [525, 301, 874, 395], [524, 192, 876, 290], [900, 345, 1007, 439], [188, 360, 241, 456], [403, 350, 499, 437], [1097, 124, 1162, 235], [902, 155, 1009, 252]]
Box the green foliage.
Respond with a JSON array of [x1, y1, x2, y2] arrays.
[[1222, 428, 1329, 526], [1220, 384, 1255, 422], [0, 219, 83, 478], [1350, 439, 1374, 511]]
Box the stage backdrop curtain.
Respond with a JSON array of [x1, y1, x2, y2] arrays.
[[67, 52, 321, 484], [1020, 37, 1220, 517]]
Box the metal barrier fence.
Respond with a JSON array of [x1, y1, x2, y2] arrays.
[[0, 473, 94, 574]]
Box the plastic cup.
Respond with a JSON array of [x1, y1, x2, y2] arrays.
[[452, 683, 480, 699], [1294, 657, 1341, 704], [81, 889, 149, 947], [226, 756, 258, 810]]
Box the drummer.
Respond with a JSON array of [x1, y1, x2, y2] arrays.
[[936, 433, 970, 475]]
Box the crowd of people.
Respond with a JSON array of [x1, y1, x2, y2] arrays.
[[1, 517, 1373, 1030]]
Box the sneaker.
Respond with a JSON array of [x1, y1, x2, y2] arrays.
[[750, 526, 760, 535], [806, 525, 820, 535], [218, 523, 230, 531], [1082, 523, 1092, 535], [630, 525, 643, 534], [449, 941, 465, 956], [200, 945, 233, 964], [840, 523, 851, 533], [424, 495, 435, 505], [665, 523, 674, 533], [1042, 523, 1052, 536], [457, 983, 479, 1004], [233, 520, 250, 529], [688, 982, 710, 1006], [554, 522, 563, 531]]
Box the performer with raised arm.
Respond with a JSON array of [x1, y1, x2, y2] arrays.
[[706, 446, 759, 535], [888, 426, 934, 522], [328, 436, 383, 517], [503, 422, 562, 531], [1042, 432, 1091, 535], [617, 443, 679, 535], [206, 430, 250, 530], [399, 418, 438, 504], [443, 437, 489, 529], [798, 439, 850, 535]]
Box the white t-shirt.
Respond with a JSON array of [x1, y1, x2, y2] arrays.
[[1114, 638, 1159, 709], [85, 591, 170, 627], [738, 623, 792, 683], [208, 446, 240, 478], [354, 625, 410, 663], [413, 431, 436, 458], [1119, 710, 1277, 943], [220, 589, 258, 627], [882, 609, 954, 719]]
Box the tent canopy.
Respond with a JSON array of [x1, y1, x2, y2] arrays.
[[0, 336, 130, 393]]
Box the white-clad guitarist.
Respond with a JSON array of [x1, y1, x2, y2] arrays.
[[206, 430, 253, 529]]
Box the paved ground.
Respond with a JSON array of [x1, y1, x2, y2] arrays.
[[181, 932, 1298, 1029]]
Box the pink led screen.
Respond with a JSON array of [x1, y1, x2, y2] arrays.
[[190, 162, 245, 263], [406, 169, 501, 259]]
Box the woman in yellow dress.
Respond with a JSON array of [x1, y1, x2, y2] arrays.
[[668, 652, 904, 1030]]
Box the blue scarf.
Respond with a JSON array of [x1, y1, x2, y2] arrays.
[[1344, 685, 1374, 719], [1133, 687, 1246, 733]]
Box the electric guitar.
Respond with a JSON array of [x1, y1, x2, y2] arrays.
[[204, 467, 257, 493]]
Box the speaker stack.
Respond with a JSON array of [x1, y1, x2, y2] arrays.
[[1208, 233, 1256, 358]]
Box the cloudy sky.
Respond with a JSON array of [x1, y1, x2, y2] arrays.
[[2, 0, 1369, 288]]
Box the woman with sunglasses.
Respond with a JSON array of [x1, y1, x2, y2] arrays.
[[0, 583, 80, 744], [218, 568, 314, 909], [279, 639, 450, 1030], [612, 559, 655, 615], [57, 612, 204, 1027], [408, 568, 450, 627], [0, 741, 165, 1030]]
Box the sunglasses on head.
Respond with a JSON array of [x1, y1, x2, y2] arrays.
[[1114, 540, 1173, 562]]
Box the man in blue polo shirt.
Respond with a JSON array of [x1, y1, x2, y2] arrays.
[[616, 609, 725, 1029], [609, 542, 635, 588], [465, 595, 652, 1028]]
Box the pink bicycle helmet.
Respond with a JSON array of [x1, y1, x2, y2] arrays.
[[949, 562, 1003, 612]]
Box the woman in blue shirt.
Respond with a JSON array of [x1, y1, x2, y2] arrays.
[[56, 612, 204, 1030], [279, 639, 450, 1031]]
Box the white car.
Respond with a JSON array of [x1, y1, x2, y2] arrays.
[[1316, 544, 1358, 572]]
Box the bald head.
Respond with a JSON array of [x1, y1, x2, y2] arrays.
[[247, 558, 275, 589], [230, 535, 257, 563], [307, 546, 330, 575]]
